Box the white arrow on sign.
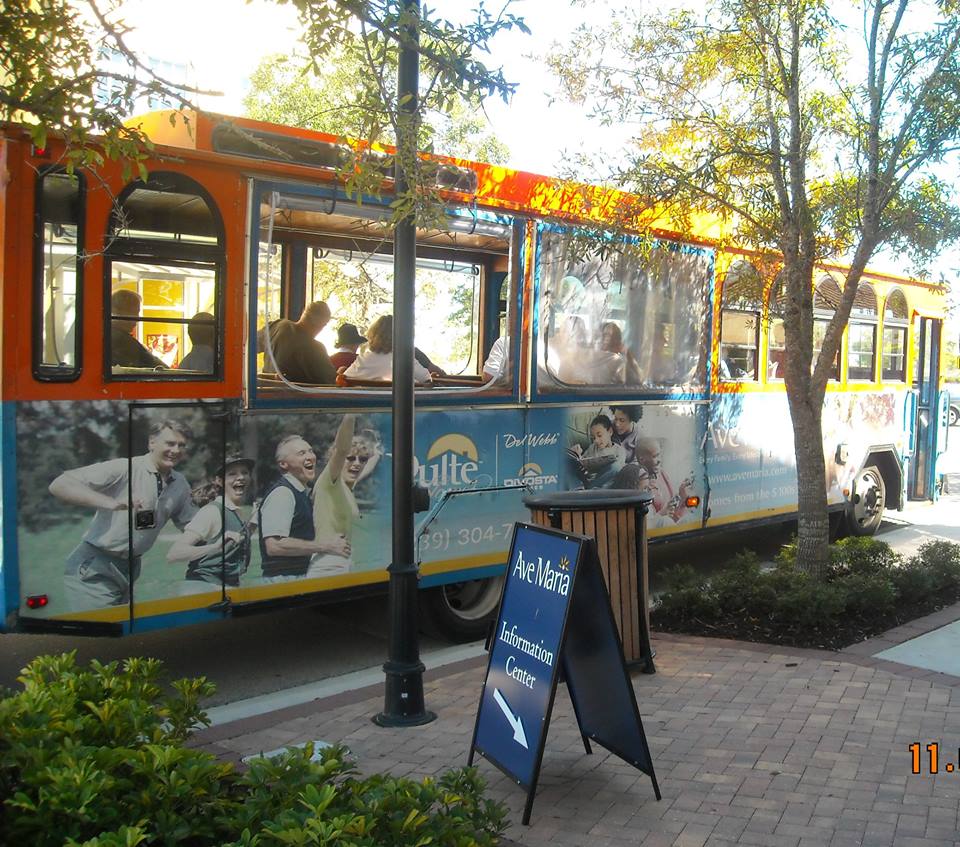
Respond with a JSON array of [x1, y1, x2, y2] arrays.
[[493, 688, 528, 749]]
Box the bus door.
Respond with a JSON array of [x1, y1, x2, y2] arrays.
[[908, 316, 942, 500]]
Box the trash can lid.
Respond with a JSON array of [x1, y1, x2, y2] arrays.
[[523, 489, 654, 510]]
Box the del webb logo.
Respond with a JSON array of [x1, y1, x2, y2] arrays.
[[505, 462, 559, 490], [414, 433, 479, 489]]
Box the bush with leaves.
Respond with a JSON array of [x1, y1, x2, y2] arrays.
[[652, 536, 960, 649], [0, 653, 507, 847]]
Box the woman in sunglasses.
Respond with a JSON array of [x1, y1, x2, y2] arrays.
[[306, 414, 381, 578]]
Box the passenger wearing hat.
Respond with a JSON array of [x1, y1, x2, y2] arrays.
[[166, 454, 257, 594], [330, 323, 366, 371]]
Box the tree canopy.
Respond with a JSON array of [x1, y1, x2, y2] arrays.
[[243, 50, 510, 164], [549, 0, 960, 573]]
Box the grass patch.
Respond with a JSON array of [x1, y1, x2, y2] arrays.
[[652, 537, 960, 650]]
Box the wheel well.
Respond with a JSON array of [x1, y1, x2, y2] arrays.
[[861, 449, 902, 510]]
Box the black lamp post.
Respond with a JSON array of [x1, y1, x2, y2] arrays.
[[374, 0, 435, 728]]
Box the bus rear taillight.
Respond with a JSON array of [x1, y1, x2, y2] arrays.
[[25, 595, 49, 609]]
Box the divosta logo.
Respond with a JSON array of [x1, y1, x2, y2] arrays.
[[414, 434, 480, 489], [504, 462, 559, 490]]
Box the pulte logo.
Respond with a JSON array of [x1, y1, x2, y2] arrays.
[[414, 433, 480, 490], [504, 462, 559, 490]]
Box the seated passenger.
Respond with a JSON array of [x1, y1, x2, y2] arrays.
[[415, 347, 447, 377], [482, 335, 508, 383], [262, 301, 335, 384], [597, 321, 642, 384], [330, 323, 366, 370], [344, 314, 431, 383], [178, 312, 215, 372], [554, 316, 592, 383], [110, 289, 166, 369]]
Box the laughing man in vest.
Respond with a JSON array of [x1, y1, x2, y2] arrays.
[[257, 434, 350, 580]]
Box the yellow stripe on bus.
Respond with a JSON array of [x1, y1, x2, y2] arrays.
[[36, 512, 816, 624]]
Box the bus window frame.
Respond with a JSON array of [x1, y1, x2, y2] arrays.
[[103, 172, 226, 382], [33, 166, 85, 382], [530, 221, 714, 400], [718, 259, 764, 383], [245, 180, 522, 409], [813, 276, 841, 382], [846, 282, 879, 383], [881, 288, 909, 383]]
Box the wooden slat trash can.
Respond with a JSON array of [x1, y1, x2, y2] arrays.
[[523, 490, 655, 673]]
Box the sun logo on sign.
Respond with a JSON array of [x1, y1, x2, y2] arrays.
[[558, 556, 570, 571]]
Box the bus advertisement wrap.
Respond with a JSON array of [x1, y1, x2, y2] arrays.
[[16, 400, 713, 625]]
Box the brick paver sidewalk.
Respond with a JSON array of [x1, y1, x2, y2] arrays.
[[194, 627, 960, 847]]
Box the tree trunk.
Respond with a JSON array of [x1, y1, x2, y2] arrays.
[[786, 388, 830, 578]]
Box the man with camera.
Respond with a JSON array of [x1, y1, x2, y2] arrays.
[[49, 419, 197, 611]]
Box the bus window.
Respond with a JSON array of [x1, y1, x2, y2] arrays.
[[882, 288, 908, 381], [813, 276, 841, 380], [847, 282, 878, 381], [537, 229, 710, 392], [719, 259, 762, 381], [766, 276, 785, 380], [105, 173, 224, 378], [255, 190, 510, 391], [34, 170, 83, 380]]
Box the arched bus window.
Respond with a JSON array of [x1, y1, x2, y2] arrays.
[[105, 172, 224, 378], [882, 288, 909, 381], [719, 259, 762, 381], [813, 276, 841, 380], [766, 275, 785, 380], [34, 169, 84, 381], [537, 229, 711, 392], [847, 282, 878, 381]]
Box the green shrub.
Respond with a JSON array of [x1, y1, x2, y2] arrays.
[[890, 559, 938, 606], [837, 572, 897, 621], [655, 564, 720, 623], [828, 537, 903, 580], [712, 552, 779, 618], [915, 540, 960, 594], [0, 653, 507, 847], [775, 578, 847, 630]]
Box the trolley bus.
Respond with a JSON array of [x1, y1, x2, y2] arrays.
[[0, 110, 950, 638]]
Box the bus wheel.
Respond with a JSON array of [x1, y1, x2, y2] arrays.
[[420, 576, 504, 642], [846, 465, 885, 536], [950, 406, 959, 427]]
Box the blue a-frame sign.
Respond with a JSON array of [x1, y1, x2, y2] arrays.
[[469, 522, 660, 825]]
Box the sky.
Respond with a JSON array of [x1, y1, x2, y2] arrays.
[[117, 0, 622, 176]]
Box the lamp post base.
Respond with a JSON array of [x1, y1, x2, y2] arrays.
[[372, 658, 437, 727]]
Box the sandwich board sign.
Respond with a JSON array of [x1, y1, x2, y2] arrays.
[[469, 521, 660, 824]]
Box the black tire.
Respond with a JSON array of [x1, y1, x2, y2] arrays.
[[950, 405, 959, 427], [419, 575, 504, 642], [845, 465, 885, 536]]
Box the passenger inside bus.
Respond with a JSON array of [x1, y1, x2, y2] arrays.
[[343, 315, 432, 384], [482, 335, 508, 383], [262, 301, 336, 384], [110, 289, 167, 370], [178, 312, 215, 373], [553, 315, 591, 383], [597, 322, 643, 385], [329, 323, 366, 370]]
